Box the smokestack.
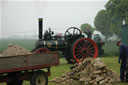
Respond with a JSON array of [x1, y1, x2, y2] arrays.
[[38, 18, 43, 39]]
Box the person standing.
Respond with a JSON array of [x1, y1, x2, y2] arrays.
[[117, 41, 128, 82]]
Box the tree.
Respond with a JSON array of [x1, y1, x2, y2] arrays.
[[105, 0, 128, 37], [94, 10, 112, 40], [80, 23, 93, 38], [80, 23, 93, 33], [105, 0, 128, 24], [109, 15, 122, 36]]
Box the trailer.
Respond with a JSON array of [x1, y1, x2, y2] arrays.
[[0, 52, 59, 85]]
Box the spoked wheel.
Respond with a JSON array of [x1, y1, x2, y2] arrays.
[[30, 70, 48, 85], [36, 48, 50, 53], [64, 27, 82, 45], [72, 38, 98, 63]]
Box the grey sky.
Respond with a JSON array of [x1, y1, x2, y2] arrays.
[[1, 1, 108, 38]]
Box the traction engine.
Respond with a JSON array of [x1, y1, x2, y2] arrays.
[[32, 18, 98, 63]]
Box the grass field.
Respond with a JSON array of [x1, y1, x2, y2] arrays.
[[0, 39, 128, 85], [0, 39, 37, 51]]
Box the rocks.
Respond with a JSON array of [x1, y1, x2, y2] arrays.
[[0, 43, 31, 57], [50, 58, 120, 85]]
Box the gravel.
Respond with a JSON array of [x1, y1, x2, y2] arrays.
[[50, 58, 120, 85], [0, 43, 31, 57]]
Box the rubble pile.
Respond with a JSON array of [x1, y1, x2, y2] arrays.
[[0, 43, 31, 57], [51, 58, 120, 85]]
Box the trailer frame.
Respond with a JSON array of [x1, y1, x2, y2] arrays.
[[0, 52, 59, 85]]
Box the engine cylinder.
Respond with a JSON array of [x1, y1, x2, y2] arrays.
[[36, 40, 68, 51]]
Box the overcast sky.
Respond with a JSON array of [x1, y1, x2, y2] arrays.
[[1, 0, 108, 38]]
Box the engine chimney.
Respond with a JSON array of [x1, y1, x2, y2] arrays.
[[38, 18, 43, 39]]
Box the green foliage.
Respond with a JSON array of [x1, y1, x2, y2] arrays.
[[105, 0, 128, 35], [94, 0, 128, 38], [94, 10, 112, 38], [103, 42, 119, 56], [80, 23, 93, 33], [105, 0, 128, 24], [109, 18, 121, 35]]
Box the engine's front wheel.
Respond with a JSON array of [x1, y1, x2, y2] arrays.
[[36, 48, 50, 53], [64, 48, 76, 64]]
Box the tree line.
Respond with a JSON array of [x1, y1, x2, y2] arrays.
[[80, 0, 128, 40]]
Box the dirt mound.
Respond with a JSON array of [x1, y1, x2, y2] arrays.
[[50, 58, 120, 85], [0, 43, 31, 57]]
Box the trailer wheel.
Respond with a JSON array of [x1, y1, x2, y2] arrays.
[[30, 70, 48, 85], [7, 72, 23, 85], [7, 80, 23, 85]]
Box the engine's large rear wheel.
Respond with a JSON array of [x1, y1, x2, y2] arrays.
[[64, 48, 76, 64], [72, 38, 98, 63]]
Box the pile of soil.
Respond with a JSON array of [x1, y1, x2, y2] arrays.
[[50, 58, 120, 85], [0, 43, 31, 57]]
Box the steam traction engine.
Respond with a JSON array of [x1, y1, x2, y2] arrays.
[[32, 18, 98, 63]]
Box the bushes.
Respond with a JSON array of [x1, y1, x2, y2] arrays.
[[102, 42, 119, 57]]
